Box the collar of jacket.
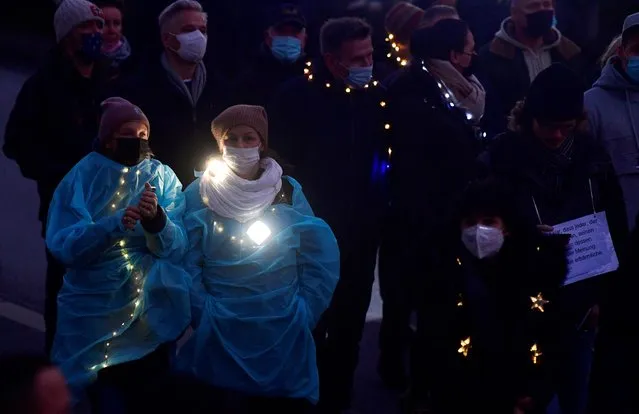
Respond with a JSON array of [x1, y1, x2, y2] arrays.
[[488, 28, 581, 61], [50, 47, 109, 85]]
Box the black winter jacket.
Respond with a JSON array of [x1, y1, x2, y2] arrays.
[[432, 232, 569, 413], [3, 50, 110, 226], [384, 63, 481, 241], [234, 44, 308, 108], [268, 60, 388, 252], [111, 57, 231, 186]]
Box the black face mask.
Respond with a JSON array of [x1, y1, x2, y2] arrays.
[[112, 137, 152, 166], [525, 10, 554, 38]]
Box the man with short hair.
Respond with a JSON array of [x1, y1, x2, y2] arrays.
[[3, 0, 108, 355], [113, 0, 229, 185], [234, 3, 308, 107], [478, 0, 584, 136], [269, 17, 388, 413]]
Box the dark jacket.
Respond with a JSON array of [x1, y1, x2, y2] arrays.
[[3, 50, 109, 227], [111, 57, 231, 186], [478, 20, 584, 137], [433, 232, 568, 413], [480, 130, 628, 326], [268, 60, 388, 252], [233, 44, 307, 107], [384, 63, 481, 243]]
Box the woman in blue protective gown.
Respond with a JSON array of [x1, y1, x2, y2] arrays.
[[177, 105, 340, 412], [46, 97, 191, 411]]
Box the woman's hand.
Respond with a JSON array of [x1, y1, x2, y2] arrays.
[[122, 206, 142, 230], [536, 224, 554, 233], [138, 183, 158, 221]]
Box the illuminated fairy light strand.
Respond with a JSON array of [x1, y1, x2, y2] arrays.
[[385, 33, 408, 67], [531, 343, 542, 364], [458, 337, 471, 357], [92, 167, 147, 371]]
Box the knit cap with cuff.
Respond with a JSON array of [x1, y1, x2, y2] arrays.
[[211, 105, 269, 150], [524, 63, 584, 123], [54, 0, 104, 43], [98, 97, 150, 144]]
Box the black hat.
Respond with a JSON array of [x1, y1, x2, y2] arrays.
[[270, 3, 306, 30], [525, 64, 584, 122]]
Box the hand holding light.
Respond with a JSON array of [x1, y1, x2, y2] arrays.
[[138, 183, 158, 221]]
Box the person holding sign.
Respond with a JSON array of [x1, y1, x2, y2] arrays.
[[426, 178, 569, 413], [479, 64, 628, 414]]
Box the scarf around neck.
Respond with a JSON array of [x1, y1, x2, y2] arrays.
[[426, 59, 486, 122], [103, 36, 131, 68], [199, 157, 283, 223], [161, 52, 207, 107]]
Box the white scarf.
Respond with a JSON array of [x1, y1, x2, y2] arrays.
[[199, 157, 283, 223], [426, 59, 486, 122]]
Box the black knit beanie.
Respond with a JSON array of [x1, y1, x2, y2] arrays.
[[524, 64, 584, 122]]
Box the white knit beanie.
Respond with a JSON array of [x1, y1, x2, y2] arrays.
[[53, 0, 104, 43]]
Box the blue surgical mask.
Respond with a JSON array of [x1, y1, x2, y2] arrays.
[[627, 57, 639, 83], [80, 32, 103, 62], [271, 36, 302, 63], [346, 65, 373, 88]]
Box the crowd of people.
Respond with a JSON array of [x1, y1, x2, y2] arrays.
[[1, 0, 638, 413]]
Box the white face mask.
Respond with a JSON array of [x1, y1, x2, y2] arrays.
[[173, 30, 207, 62], [222, 146, 260, 176], [461, 225, 505, 259]]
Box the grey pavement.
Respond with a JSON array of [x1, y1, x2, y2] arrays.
[[0, 63, 397, 412]]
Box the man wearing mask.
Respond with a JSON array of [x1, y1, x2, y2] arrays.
[[478, 0, 584, 137], [3, 0, 107, 355], [113, 0, 229, 186], [234, 3, 308, 107], [269, 17, 387, 414]]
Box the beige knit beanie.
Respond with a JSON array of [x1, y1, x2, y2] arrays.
[[53, 0, 104, 43], [211, 105, 269, 150], [385, 2, 425, 44]]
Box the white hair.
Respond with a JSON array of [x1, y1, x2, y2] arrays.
[[158, 0, 207, 33]]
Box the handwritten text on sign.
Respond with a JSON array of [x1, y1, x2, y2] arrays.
[[552, 212, 619, 286]]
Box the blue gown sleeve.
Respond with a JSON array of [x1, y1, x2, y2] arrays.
[[143, 165, 188, 262], [293, 187, 340, 329], [46, 172, 125, 268]]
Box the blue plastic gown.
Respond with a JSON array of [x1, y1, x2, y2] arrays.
[[176, 176, 339, 402], [46, 152, 192, 402]]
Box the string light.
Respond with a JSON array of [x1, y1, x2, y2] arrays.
[[530, 293, 549, 313], [246, 220, 272, 245], [387, 147, 392, 156], [456, 258, 462, 266], [385, 33, 408, 67], [458, 337, 471, 357], [531, 343, 542, 364], [457, 294, 463, 307]]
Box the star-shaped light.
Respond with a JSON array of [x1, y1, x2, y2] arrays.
[[531, 343, 542, 364], [530, 292, 549, 313], [458, 337, 471, 357]]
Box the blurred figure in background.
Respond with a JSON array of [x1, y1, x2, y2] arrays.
[[0, 354, 71, 414], [479, 0, 584, 138], [2, 0, 107, 355], [114, 0, 230, 186], [422, 4, 459, 27], [234, 3, 308, 107], [96, 0, 134, 79], [379, 21, 481, 412], [269, 17, 387, 413]]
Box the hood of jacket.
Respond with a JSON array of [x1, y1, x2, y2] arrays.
[[592, 59, 639, 92], [489, 18, 580, 61]]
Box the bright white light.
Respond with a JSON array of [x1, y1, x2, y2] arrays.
[[246, 220, 271, 245], [466, 112, 473, 120], [206, 158, 229, 184]]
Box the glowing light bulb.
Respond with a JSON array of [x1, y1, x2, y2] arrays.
[[456, 258, 462, 266], [387, 147, 392, 156], [388, 34, 394, 40], [325, 83, 331, 88], [387, 53, 392, 58], [466, 112, 473, 121], [123, 253, 129, 259], [531, 343, 542, 364], [106, 342, 110, 347], [394, 46, 400, 52], [385, 37, 389, 42], [111, 204, 116, 209], [308, 74, 313, 80], [373, 81, 379, 86], [458, 337, 471, 357], [364, 84, 369, 88], [120, 179, 125, 185], [306, 61, 311, 67], [304, 68, 310, 74], [530, 293, 549, 313], [384, 124, 391, 130], [104, 354, 108, 359], [135, 300, 140, 307], [444, 93, 450, 99], [137, 288, 141, 293], [112, 331, 117, 337], [380, 101, 386, 107], [122, 167, 129, 173], [449, 102, 455, 108], [216, 225, 224, 233], [136, 170, 141, 175], [391, 42, 397, 48], [119, 240, 125, 247], [396, 57, 401, 62], [400, 60, 407, 66], [116, 191, 120, 196], [345, 88, 351, 94], [247, 220, 271, 245]]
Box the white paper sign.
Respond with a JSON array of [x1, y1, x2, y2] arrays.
[[552, 212, 619, 286]]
